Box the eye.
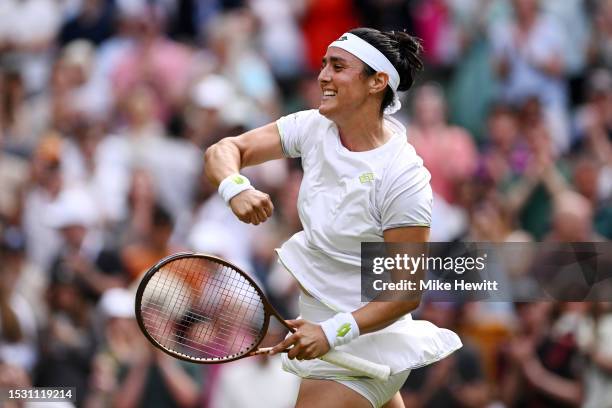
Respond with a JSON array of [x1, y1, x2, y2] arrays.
[[333, 65, 343, 71]]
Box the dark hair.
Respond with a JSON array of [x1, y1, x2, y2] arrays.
[[349, 28, 423, 114]]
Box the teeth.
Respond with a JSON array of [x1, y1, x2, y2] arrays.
[[323, 90, 337, 97]]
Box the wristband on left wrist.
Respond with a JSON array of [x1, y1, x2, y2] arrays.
[[320, 312, 360, 349]]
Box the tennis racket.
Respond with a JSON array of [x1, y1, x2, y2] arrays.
[[135, 252, 391, 381]]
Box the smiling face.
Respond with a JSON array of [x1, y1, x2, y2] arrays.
[[317, 47, 373, 121]]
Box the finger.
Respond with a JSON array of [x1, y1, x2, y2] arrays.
[[248, 210, 261, 225], [250, 207, 265, 224], [288, 342, 302, 359], [269, 334, 297, 355], [255, 206, 269, 223], [234, 209, 250, 224], [302, 346, 318, 360], [286, 319, 305, 329], [263, 199, 273, 217], [252, 204, 268, 224], [262, 195, 274, 216]]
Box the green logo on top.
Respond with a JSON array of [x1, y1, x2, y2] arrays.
[[233, 176, 245, 184], [336, 35, 348, 41], [336, 323, 351, 337], [359, 173, 375, 183]]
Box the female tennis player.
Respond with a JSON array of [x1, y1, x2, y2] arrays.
[[204, 28, 461, 408]]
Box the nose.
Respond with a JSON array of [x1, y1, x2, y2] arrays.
[[318, 65, 331, 84]]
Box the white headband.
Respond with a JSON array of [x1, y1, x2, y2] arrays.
[[328, 32, 402, 114]]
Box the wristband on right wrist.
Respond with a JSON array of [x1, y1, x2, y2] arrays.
[[218, 173, 254, 204]]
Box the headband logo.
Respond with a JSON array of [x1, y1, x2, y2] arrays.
[[336, 35, 348, 41]]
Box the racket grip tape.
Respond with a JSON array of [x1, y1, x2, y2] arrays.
[[320, 350, 391, 381]]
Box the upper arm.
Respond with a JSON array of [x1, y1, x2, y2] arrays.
[[230, 122, 285, 168], [383, 226, 430, 243], [381, 162, 433, 230]]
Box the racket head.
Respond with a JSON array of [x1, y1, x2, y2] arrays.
[[135, 252, 271, 363]]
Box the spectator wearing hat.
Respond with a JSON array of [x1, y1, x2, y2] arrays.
[[86, 288, 202, 408], [46, 187, 128, 303], [22, 135, 64, 272]]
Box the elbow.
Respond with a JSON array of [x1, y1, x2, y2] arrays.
[[203, 142, 217, 166], [403, 299, 421, 315]]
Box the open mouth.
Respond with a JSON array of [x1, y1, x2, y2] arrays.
[[322, 90, 337, 100]]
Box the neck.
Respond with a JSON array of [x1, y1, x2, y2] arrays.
[[334, 105, 388, 152]]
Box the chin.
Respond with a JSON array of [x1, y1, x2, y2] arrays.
[[318, 102, 336, 119]]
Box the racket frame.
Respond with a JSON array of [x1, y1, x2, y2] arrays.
[[135, 252, 285, 364]]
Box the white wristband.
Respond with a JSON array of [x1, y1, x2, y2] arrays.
[[218, 174, 254, 204], [320, 312, 360, 349]]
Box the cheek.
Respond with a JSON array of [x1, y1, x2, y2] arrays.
[[338, 77, 368, 100]]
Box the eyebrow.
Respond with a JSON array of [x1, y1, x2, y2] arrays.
[[322, 56, 347, 64]]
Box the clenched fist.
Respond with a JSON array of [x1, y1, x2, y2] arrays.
[[230, 189, 274, 225]]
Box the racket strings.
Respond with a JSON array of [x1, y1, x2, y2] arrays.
[[140, 257, 266, 361]]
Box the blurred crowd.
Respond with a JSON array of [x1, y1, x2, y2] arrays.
[[0, 0, 611, 407]]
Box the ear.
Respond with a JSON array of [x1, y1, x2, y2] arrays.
[[369, 72, 389, 95]]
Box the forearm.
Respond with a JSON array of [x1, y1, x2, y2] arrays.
[[77, 268, 125, 296], [592, 352, 612, 373], [500, 367, 521, 407], [204, 138, 243, 186], [522, 359, 582, 406], [506, 176, 539, 214], [351, 226, 427, 333], [541, 166, 569, 198], [156, 357, 200, 407], [353, 300, 419, 334], [113, 362, 149, 408]]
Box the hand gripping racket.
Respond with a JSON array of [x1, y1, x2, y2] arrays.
[[135, 252, 391, 381]]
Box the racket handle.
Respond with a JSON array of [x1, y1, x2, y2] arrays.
[[320, 350, 391, 382]]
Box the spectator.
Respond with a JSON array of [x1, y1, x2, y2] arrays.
[[205, 10, 281, 124], [60, 116, 132, 226], [0, 0, 62, 93], [0, 362, 34, 408], [572, 159, 612, 239], [0, 227, 39, 373], [412, 0, 461, 69], [35, 256, 98, 407], [547, 190, 604, 242], [208, 323, 300, 407], [111, 5, 193, 124], [58, 0, 116, 46], [573, 69, 612, 163], [46, 187, 128, 303], [0, 128, 29, 224], [408, 83, 478, 205], [86, 288, 202, 408], [122, 203, 182, 282], [401, 301, 491, 407], [579, 302, 612, 408], [490, 0, 570, 152], [0, 69, 48, 153], [22, 135, 64, 271], [498, 302, 583, 407], [589, 0, 612, 70], [501, 104, 571, 239]]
